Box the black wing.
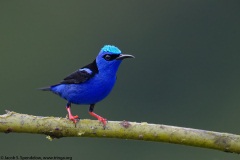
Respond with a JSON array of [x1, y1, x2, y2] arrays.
[[60, 69, 92, 84], [60, 59, 99, 84]]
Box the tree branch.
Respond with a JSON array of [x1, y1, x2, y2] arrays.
[[0, 110, 240, 154]]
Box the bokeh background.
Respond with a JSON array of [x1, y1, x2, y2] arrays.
[[1, 1, 240, 159]]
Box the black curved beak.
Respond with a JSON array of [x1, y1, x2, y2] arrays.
[[116, 54, 135, 60]]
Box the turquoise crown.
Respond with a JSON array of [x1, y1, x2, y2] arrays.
[[101, 45, 121, 54]]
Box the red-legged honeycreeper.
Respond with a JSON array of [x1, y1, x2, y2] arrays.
[[40, 45, 134, 125]]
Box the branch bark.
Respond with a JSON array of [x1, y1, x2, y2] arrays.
[[0, 110, 240, 154]]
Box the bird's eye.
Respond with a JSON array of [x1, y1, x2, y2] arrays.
[[103, 54, 111, 61]]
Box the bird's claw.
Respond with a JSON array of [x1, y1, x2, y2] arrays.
[[68, 115, 79, 124], [97, 117, 107, 126], [88, 111, 107, 126]]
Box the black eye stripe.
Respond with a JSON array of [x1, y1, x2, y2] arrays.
[[103, 54, 120, 61]]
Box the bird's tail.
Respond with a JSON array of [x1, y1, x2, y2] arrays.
[[38, 86, 51, 91]]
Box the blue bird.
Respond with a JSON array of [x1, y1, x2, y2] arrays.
[[40, 45, 134, 125]]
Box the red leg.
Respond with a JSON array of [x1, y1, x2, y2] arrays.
[[66, 103, 79, 124], [89, 104, 107, 126]]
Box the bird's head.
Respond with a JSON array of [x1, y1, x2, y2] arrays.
[[96, 45, 134, 74]]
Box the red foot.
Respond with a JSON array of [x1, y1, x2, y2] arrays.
[[68, 114, 79, 124], [66, 106, 79, 124], [89, 112, 107, 126], [97, 116, 107, 126]]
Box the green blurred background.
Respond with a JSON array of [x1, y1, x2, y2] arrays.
[[1, 1, 240, 159]]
